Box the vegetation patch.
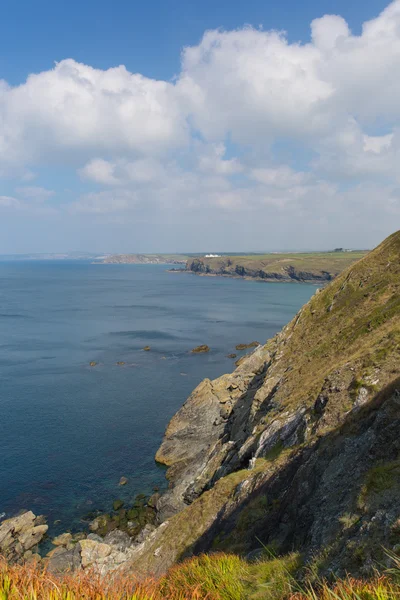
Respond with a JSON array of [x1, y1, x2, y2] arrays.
[[358, 460, 400, 510]]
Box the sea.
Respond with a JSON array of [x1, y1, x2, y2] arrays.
[[0, 261, 315, 535]]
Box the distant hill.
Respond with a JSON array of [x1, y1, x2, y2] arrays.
[[96, 254, 189, 264]]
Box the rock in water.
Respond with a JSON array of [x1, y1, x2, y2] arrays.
[[143, 346, 151, 351], [119, 476, 128, 486], [235, 341, 260, 350], [191, 345, 210, 353], [89, 361, 97, 367], [113, 499, 124, 511], [52, 532, 72, 547]]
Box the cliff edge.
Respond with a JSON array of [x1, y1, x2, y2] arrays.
[[122, 231, 400, 578]]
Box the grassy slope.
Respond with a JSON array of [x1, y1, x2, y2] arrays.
[[2, 552, 400, 599], [265, 230, 400, 415]]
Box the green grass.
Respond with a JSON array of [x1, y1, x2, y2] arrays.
[[358, 460, 400, 510]]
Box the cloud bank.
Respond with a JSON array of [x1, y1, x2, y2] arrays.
[[1, 1, 400, 251]]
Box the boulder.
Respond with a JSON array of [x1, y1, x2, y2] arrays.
[[0, 512, 48, 561], [113, 499, 124, 511], [80, 539, 112, 568], [191, 345, 210, 353], [52, 532, 72, 547], [19, 524, 48, 551], [235, 341, 260, 350], [47, 545, 81, 574], [104, 530, 131, 551]]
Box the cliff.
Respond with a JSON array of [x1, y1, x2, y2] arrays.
[[186, 251, 367, 282], [123, 231, 400, 578]]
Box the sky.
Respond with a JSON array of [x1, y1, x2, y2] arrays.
[[0, 0, 399, 253]]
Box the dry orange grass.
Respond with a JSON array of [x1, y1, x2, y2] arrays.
[[2, 553, 400, 600]]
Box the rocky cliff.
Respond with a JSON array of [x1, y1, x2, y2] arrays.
[[186, 251, 366, 282], [122, 231, 399, 578]]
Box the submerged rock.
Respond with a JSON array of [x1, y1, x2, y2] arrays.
[[235, 341, 260, 350], [113, 499, 124, 511], [119, 476, 128, 486], [143, 346, 151, 351], [191, 345, 210, 353], [89, 361, 97, 367]]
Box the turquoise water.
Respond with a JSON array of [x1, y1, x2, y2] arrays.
[[0, 262, 315, 534]]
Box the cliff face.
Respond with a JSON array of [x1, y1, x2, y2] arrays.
[[186, 252, 366, 282], [123, 232, 400, 578]]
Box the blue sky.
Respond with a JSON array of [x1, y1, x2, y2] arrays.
[[0, 0, 399, 253], [0, 0, 388, 84]]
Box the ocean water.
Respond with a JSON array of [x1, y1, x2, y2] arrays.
[[0, 262, 315, 534]]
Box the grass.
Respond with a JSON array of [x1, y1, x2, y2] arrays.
[[3, 552, 400, 600], [358, 460, 400, 510]]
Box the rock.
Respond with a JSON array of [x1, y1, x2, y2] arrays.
[[143, 346, 151, 351], [235, 342, 260, 350], [47, 545, 81, 574], [116, 361, 126, 366], [89, 514, 110, 533], [191, 345, 210, 353], [89, 361, 97, 367], [119, 476, 128, 486], [0, 512, 48, 561], [227, 353, 237, 358], [104, 530, 131, 551], [133, 523, 156, 545], [25, 552, 41, 564], [87, 533, 103, 542], [113, 499, 124, 511], [52, 532, 72, 547], [80, 539, 112, 568], [147, 493, 161, 508], [19, 524, 48, 551]]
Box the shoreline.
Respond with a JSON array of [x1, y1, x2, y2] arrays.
[[167, 268, 326, 285]]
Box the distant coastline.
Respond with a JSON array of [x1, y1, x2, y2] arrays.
[[170, 250, 368, 284]]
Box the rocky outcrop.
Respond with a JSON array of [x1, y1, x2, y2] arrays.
[[0, 512, 47, 563], [120, 231, 400, 578]]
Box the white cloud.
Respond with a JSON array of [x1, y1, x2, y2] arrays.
[[0, 60, 188, 168], [1, 1, 400, 250]]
